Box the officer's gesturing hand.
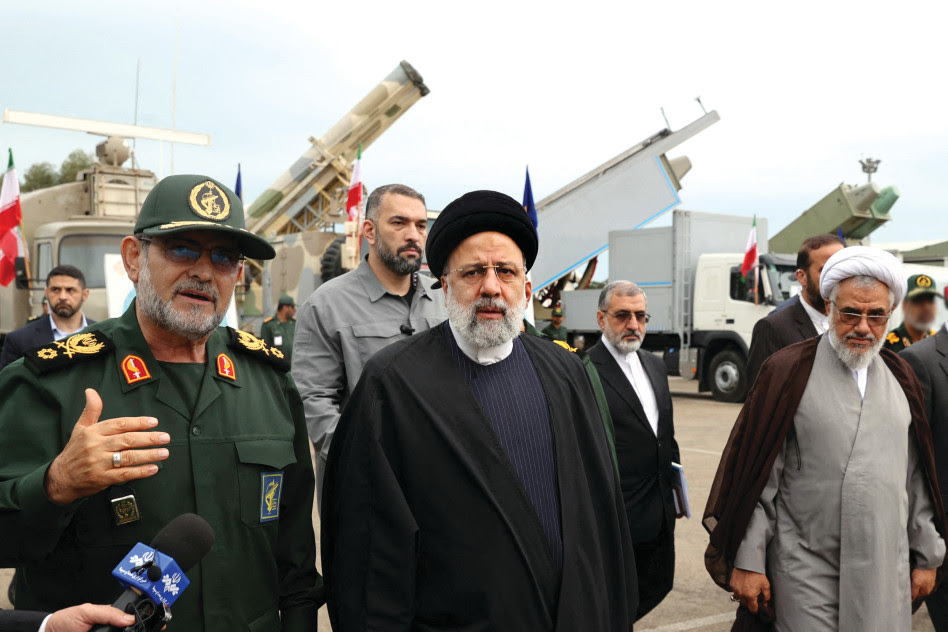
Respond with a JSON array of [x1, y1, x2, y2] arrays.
[[44, 388, 171, 505]]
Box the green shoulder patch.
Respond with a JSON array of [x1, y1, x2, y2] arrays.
[[24, 331, 115, 375], [228, 328, 290, 372]]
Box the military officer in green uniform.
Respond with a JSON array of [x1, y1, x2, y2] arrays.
[[541, 305, 569, 342], [884, 273, 941, 353], [261, 294, 297, 364], [0, 175, 321, 631]]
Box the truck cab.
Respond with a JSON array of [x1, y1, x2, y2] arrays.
[[691, 252, 797, 401]]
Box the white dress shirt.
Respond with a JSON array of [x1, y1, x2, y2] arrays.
[[601, 336, 660, 435], [450, 322, 514, 366], [799, 295, 829, 335]]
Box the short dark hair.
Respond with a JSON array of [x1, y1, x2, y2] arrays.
[[797, 234, 845, 271], [365, 184, 426, 223], [46, 265, 87, 289]]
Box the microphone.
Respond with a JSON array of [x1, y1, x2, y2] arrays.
[[400, 324, 415, 335], [92, 513, 215, 632]]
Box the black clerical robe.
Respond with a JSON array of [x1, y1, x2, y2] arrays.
[[322, 322, 637, 631]]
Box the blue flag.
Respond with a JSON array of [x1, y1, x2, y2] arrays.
[[235, 163, 243, 202], [522, 167, 538, 229]]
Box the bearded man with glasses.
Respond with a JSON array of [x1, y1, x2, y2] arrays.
[[704, 246, 946, 631], [0, 175, 321, 631], [588, 280, 681, 621], [321, 190, 638, 631]]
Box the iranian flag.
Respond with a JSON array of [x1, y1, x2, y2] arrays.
[[741, 215, 758, 281], [345, 145, 363, 223], [0, 149, 25, 287]]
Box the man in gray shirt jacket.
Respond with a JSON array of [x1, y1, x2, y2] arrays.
[[293, 184, 447, 508]]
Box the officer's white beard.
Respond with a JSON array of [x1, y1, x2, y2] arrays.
[[604, 326, 645, 353], [136, 252, 225, 341], [446, 283, 525, 349]]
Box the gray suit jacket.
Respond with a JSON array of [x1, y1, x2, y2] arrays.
[[900, 327, 948, 505]]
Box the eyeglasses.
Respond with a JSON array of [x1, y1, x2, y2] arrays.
[[603, 311, 650, 324], [139, 237, 244, 272], [451, 264, 525, 285], [831, 301, 890, 326]]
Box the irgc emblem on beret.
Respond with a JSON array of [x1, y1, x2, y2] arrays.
[[918, 275, 933, 288], [188, 180, 231, 221]]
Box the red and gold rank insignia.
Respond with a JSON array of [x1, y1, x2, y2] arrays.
[[121, 355, 152, 384], [217, 353, 236, 380]]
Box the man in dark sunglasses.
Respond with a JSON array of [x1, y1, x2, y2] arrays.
[[0, 175, 321, 631]]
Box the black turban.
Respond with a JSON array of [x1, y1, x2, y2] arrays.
[[426, 190, 539, 282]]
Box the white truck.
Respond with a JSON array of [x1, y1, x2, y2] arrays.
[[562, 209, 798, 402]]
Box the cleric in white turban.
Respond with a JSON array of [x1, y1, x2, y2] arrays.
[[820, 245, 907, 308], [704, 245, 946, 631]]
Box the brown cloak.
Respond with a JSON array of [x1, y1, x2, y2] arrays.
[[702, 336, 947, 630]]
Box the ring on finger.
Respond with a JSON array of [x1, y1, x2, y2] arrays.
[[112, 451, 122, 468], [729, 594, 738, 602]]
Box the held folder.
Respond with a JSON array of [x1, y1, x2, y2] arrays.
[[671, 462, 691, 519]]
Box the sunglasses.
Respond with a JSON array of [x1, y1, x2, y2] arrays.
[[139, 237, 244, 271]]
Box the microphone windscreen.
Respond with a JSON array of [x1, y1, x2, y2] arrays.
[[149, 513, 215, 572]]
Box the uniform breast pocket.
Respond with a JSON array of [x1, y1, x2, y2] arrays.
[[235, 440, 297, 528], [352, 321, 403, 359]]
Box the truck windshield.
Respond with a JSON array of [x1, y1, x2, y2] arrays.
[[764, 262, 800, 303], [59, 234, 125, 289]]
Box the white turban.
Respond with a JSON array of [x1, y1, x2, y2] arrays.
[[819, 246, 906, 306]]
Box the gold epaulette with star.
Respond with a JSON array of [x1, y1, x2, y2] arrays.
[[228, 328, 290, 372], [24, 331, 115, 375]]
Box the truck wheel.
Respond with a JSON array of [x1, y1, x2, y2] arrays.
[[708, 349, 747, 403], [320, 236, 346, 283]]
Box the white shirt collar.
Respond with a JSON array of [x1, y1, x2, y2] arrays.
[[799, 295, 829, 334], [449, 321, 514, 366], [48, 312, 89, 342]]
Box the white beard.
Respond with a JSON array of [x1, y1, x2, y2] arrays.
[[827, 326, 884, 371], [446, 285, 526, 349], [604, 328, 645, 354]]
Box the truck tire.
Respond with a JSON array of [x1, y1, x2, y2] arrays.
[[320, 236, 346, 283], [708, 349, 748, 403]]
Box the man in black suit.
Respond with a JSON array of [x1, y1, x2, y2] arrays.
[[588, 280, 680, 620], [0, 265, 93, 371], [900, 317, 948, 631], [744, 234, 844, 386], [0, 603, 133, 631]]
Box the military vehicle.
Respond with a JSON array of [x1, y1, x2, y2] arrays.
[[237, 60, 429, 330], [0, 61, 429, 345], [0, 125, 197, 343]]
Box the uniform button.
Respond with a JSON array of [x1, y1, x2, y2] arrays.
[[657, 440, 662, 447], [191, 426, 202, 436]]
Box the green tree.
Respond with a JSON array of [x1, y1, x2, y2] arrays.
[[60, 149, 94, 184], [21, 162, 58, 193]]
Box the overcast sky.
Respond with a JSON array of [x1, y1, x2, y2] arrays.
[[4, 0, 945, 247]]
